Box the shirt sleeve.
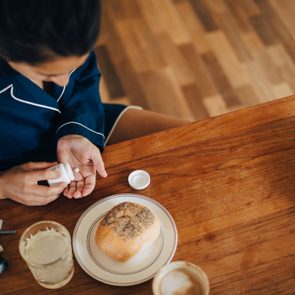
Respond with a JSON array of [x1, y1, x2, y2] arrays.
[[56, 52, 105, 152]]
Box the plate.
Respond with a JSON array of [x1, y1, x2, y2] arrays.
[[73, 193, 178, 286]]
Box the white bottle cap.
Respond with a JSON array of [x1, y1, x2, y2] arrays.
[[47, 163, 70, 186], [64, 163, 75, 181], [128, 170, 151, 190]]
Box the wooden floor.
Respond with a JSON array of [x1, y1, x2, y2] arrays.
[[96, 0, 295, 121]]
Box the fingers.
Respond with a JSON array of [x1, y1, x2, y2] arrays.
[[35, 182, 67, 197], [20, 183, 67, 206], [19, 189, 62, 206], [28, 182, 66, 205], [30, 194, 61, 206], [92, 152, 107, 178], [30, 170, 59, 183], [74, 181, 84, 198], [30, 166, 62, 182], [66, 174, 95, 198], [22, 162, 62, 182], [82, 174, 96, 197], [63, 178, 94, 199], [65, 182, 77, 199], [64, 181, 85, 199]]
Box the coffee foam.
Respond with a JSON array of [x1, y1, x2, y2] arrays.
[[161, 269, 204, 295], [153, 261, 209, 295]]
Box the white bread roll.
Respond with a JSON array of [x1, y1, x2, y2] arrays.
[[95, 202, 161, 262]]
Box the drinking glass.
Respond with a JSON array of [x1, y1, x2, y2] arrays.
[[19, 221, 74, 289]]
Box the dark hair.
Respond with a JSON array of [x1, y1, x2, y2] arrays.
[[0, 0, 101, 64]]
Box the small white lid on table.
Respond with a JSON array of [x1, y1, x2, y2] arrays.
[[128, 170, 151, 190]]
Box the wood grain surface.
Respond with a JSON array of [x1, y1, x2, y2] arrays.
[[1, 96, 295, 294], [98, 0, 295, 121]]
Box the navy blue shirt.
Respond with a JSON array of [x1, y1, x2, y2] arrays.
[[0, 52, 105, 171]]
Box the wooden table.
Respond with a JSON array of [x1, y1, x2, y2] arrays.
[[1, 96, 295, 294]]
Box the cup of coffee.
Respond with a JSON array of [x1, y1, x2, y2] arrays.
[[152, 261, 209, 295]]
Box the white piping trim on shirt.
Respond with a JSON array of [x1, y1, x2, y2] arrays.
[[0, 84, 61, 113], [56, 121, 105, 139], [0, 84, 12, 94], [57, 68, 76, 102], [105, 105, 143, 145]]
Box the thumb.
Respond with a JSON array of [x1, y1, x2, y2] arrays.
[[92, 152, 107, 178], [23, 161, 58, 171]]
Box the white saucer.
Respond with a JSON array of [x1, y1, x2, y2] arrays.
[[73, 193, 178, 286]]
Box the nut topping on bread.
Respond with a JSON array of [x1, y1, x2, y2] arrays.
[[95, 201, 161, 261], [101, 202, 155, 239]]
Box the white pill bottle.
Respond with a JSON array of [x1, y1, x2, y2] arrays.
[[47, 163, 75, 186]]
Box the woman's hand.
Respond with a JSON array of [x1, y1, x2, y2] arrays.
[[0, 162, 67, 206], [57, 135, 107, 199]]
